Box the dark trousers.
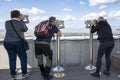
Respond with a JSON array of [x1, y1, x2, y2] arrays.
[[4, 41, 27, 75], [96, 41, 114, 73], [35, 43, 53, 78]]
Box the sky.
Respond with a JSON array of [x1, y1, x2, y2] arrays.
[[0, 0, 120, 30]]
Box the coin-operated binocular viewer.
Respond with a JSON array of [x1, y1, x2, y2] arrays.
[[20, 14, 30, 23], [84, 20, 96, 70], [53, 20, 65, 78]]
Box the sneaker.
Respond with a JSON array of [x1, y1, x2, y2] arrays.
[[103, 70, 110, 76], [11, 75, 16, 80], [90, 72, 100, 78], [22, 72, 31, 79]]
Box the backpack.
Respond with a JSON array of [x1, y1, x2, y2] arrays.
[[34, 20, 51, 38]]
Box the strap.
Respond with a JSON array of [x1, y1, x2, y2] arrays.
[[9, 20, 23, 40], [37, 20, 51, 32], [46, 21, 52, 33], [35, 41, 49, 45], [41, 21, 49, 31]]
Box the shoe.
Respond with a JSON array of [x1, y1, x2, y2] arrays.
[[48, 75, 53, 79], [103, 70, 110, 76], [41, 73, 44, 77], [44, 77, 50, 80], [41, 74, 53, 79], [22, 72, 31, 79], [43, 75, 53, 80], [11, 75, 16, 80], [90, 72, 100, 78]]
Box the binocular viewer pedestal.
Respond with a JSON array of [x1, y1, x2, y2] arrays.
[[53, 66, 65, 78], [52, 36, 65, 78]]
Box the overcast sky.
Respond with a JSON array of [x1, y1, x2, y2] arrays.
[[0, 0, 120, 30]]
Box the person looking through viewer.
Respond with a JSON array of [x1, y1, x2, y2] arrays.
[[90, 16, 114, 78], [3, 10, 30, 79], [34, 16, 62, 80]]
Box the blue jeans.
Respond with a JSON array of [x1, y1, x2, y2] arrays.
[[4, 41, 27, 75]]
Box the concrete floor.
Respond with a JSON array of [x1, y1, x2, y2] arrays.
[[0, 65, 120, 80]]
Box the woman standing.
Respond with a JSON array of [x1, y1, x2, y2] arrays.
[[3, 10, 30, 79], [90, 17, 114, 78]]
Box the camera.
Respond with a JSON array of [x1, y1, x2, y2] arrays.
[[20, 14, 29, 23], [56, 20, 65, 29], [85, 20, 93, 28]]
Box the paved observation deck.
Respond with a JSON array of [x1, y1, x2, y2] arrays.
[[0, 65, 120, 80]]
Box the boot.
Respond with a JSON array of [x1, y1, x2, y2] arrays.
[[44, 77, 50, 80], [90, 72, 100, 78], [38, 64, 45, 76], [103, 70, 110, 76], [44, 66, 53, 79]]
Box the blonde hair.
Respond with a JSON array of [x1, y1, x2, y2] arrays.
[[93, 19, 97, 23], [97, 16, 105, 22]]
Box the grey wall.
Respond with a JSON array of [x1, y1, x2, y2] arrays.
[[0, 39, 119, 69]]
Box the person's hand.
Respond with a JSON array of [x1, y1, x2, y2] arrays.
[[19, 14, 24, 21], [92, 19, 97, 25], [54, 20, 60, 27]]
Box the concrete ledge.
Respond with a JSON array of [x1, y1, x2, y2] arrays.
[[0, 39, 119, 69]]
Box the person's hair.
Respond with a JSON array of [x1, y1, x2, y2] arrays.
[[49, 16, 56, 24], [97, 16, 105, 22], [11, 10, 20, 18], [93, 19, 97, 24]]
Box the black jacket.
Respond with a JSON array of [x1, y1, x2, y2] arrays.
[[91, 21, 114, 42]]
